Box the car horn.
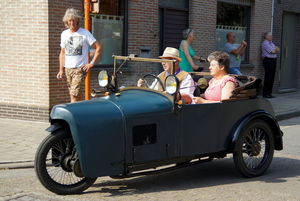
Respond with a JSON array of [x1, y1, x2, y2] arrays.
[[91, 88, 102, 97]]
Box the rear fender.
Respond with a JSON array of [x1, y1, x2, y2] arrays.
[[228, 110, 283, 152]]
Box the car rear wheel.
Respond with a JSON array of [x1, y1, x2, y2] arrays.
[[34, 128, 97, 194], [233, 120, 274, 177]]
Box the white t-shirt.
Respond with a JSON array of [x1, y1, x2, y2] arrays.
[[60, 28, 96, 68]]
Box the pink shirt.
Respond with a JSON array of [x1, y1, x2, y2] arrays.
[[204, 76, 238, 101]]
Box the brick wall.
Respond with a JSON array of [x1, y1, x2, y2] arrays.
[[189, 0, 218, 70], [0, 0, 50, 121], [0, 0, 82, 122], [245, 0, 273, 79], [120, 0, 160, 88]]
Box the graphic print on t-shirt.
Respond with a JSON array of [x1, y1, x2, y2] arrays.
[[65, 36, 83, 56]]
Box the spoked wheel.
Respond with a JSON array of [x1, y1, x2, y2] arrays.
[[233, 120, 275, 177], [34, 128, 97, 195], [142, 74, 165, 91]]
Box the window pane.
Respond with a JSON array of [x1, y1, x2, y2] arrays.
[[216, 3, 248, 62], [91, 0, 125, 65]]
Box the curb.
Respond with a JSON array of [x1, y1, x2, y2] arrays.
[[0, 161, 34, 169], [276, 111, 300, 121]]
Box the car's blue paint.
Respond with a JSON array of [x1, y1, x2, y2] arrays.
[[50, 88, 174, 177], [49, 88, 282, 178]]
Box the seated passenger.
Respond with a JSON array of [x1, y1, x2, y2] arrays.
[[137, 47, 195, 104], [192, 51, 238, 103]]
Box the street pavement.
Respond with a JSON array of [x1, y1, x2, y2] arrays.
[[0, 92, 299, 169]]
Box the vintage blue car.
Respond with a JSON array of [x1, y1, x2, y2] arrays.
[[34, 55, 283, 195]]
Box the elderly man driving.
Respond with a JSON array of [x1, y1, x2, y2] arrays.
[[137, 47, 195, 104]]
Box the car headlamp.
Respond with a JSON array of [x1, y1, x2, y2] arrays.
[[98, 70, 111, 87], [165, 75, 179, 95]]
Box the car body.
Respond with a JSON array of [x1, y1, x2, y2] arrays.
[[35, 55, 283, 195]]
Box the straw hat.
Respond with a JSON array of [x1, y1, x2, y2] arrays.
[[159, 47, 182, 62]]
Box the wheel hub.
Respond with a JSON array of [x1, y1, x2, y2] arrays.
[[60, 154, 73, 172], [251, 142, 261, 156]]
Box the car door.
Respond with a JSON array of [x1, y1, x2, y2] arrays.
[[179, 103, 221, 156]]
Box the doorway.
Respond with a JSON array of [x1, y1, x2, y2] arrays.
[[158, 7, 189, 73], [280, 12, 298, 91]]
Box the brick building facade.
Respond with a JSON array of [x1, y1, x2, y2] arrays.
[[0, 0, 299, 122]]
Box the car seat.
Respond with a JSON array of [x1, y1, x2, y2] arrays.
[[229, 75, 262, 100]]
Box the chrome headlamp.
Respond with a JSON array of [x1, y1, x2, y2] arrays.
[[98, 70, 111, 87], [165, 75, 179, 95]]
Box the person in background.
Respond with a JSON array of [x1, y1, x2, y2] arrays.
[[179, 28, 207, 73], [57, 8, 102, 102], [137, 47, 195, 104], [224, 32, 247, 75], [261, 32, 280, 98], [192, 51, 238, 103]]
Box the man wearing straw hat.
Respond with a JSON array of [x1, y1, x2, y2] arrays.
[[137, 47, 195, 104]]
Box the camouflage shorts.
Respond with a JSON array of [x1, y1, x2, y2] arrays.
[[65, 67, 87, 97]]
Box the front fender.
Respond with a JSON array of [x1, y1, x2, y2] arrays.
[[50, 99, 125, 178], [228, 110, 283, 152]]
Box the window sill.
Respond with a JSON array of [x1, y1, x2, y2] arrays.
[[241, 63, 255, 68]]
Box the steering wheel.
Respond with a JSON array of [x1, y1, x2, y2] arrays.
[[142, 74, 165, 91]]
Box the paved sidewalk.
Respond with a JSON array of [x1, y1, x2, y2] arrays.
[[0, 91, 300, 169]]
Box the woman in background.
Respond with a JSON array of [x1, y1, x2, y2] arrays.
[[179, 28, 207, 72]]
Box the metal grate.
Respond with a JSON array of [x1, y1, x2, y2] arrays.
[[132, 124, 157, 146]]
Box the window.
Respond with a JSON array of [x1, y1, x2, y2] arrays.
[[216, 2, 250, 63], [91, 0, 127, 67]]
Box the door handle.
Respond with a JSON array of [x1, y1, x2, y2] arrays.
[[285, 47, 288, 58]]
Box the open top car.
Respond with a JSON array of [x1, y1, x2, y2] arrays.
[[35, 55, 283, 195]]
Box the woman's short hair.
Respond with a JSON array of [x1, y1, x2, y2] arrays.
[[182, 28, 194, 39], [62, 8, 82, 28], [207, 51, 230, 73]]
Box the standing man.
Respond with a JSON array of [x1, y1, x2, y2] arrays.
[[224, 32, 247, 75], [261, 32, 280, 98], [57, 8, 102, 102]]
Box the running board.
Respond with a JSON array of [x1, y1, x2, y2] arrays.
[[110, 157, 213, 179]]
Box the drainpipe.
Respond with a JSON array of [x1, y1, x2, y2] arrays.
[[270, 0, 274, 33], [84, 0, 91, 100]]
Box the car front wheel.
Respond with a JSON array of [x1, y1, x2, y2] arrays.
[[233, 120, 275, 177], [34, 128, 97, 194]]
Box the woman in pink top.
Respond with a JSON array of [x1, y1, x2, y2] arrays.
[[193, 51, 238, 103]]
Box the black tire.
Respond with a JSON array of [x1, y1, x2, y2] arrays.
[[233, 120, 275, 177], [34, 128, 97, 195]]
